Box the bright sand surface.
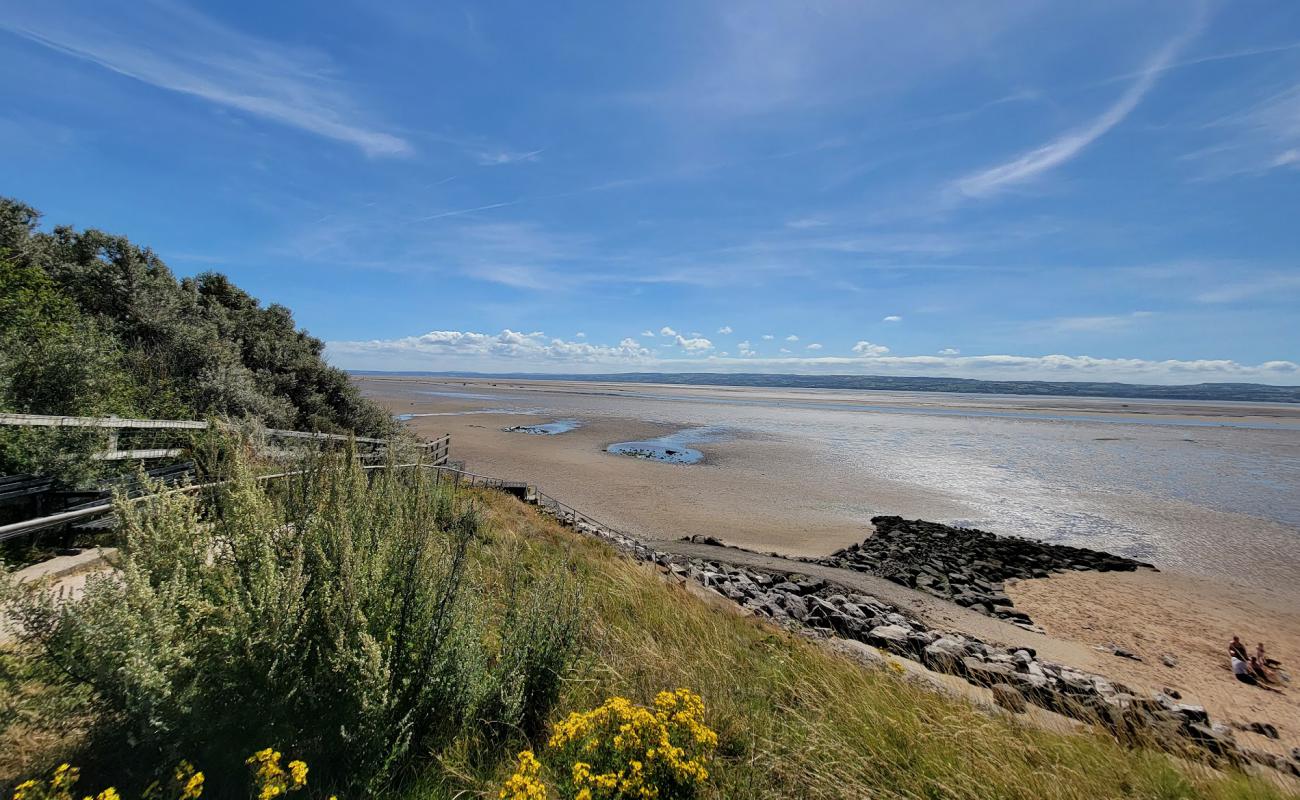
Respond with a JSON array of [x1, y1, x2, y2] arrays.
[[357, 375, 1300, 751], [1009, 570, 1300, 756]]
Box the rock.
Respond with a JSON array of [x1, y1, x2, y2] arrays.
[[1111, 646, 1143, 662], [1185, 723, 1236, 757], [867, 624, 913, 655], [795, 576, 828, 594], [1171, 704, 1207, 726], [991, 683, 1028, 713], [922, 639, 966, 674], [1160, 654, 1178, 668], [963, 657, 1015, 687], [1247, 721, 1280, 740]]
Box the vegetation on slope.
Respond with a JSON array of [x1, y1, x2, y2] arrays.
[[0, 197, 393, 482], [2, 447, 1292, 799]]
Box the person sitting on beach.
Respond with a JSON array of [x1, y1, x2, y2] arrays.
[[1249, 655, 1274, 683], [1232, 656, 1258, 685], [1229, 636, 1248, 662], [1256, 642, 1281, 669]]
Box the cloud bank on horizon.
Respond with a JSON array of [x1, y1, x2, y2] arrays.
[[2, 1, 1297, 384], [325, 329, 1299, 385]]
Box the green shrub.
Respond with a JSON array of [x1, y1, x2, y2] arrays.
[[2, 449, 582, 795]]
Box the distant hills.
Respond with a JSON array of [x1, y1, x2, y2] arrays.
[[352, 371, 1300, 404]]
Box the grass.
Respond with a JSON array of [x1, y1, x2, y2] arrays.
[[424, 489, 1293, 800], [3, 462, 1296, 800]]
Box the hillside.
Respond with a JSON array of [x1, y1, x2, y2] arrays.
[[1, 454, 1293, 798], [0, 197, 393, 480], [356, 370, 1300, 404]]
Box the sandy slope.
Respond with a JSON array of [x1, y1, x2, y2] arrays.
[[1009, 570, 1300, 756]]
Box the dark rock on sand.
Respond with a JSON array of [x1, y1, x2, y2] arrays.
[[818, 516, 1154, 625]]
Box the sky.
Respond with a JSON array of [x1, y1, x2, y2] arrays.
[[2, 0, 1298, 384]]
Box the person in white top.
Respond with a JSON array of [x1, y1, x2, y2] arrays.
[[1232, 656, 1258, 686]]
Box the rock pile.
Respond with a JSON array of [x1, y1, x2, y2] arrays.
[[818, 516, 1155, 628], [528, 499, 1298, 777]]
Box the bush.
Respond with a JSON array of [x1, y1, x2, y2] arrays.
[[2, 448, 582, 795], [500, 689, 717, 800]]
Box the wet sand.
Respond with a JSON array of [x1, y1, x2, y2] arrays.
[[357, 375, 1300, 749]]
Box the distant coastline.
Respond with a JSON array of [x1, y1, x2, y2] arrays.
[[349, 370, 1300, 404]]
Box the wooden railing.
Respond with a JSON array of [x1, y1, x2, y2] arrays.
[[0, 414, 452, 542], [0, 459, 636, 552]]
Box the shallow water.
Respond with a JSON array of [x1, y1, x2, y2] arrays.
[[364, 379, 1300, 585], [504, 419, 582, 435], [606, 427, 726, 464]]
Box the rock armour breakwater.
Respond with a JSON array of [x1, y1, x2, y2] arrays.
[[818, 516, 1155, 629], [525, 498, 1298, 776]]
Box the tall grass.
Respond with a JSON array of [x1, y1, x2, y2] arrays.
[[3, 458, 1295, 799], [2, 449, 581, 796], [454, 493, 1295, 800]]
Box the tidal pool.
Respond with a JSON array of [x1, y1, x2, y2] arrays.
[[605, 427, 725, 464], [503, 419, 581, 435]]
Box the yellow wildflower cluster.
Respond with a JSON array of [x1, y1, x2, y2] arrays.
[[172, 762, 204, 800], [244, 749, 308, 800], [12, 764, 135, 800], [501, 688, 717, 800], [11, 750, 312, 800], [499, 751, 546, 800]]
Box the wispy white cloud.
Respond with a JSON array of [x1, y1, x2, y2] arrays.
[[660, 326, 678, 337], [717, 325, 733, 334], [1190, 83, 1300, 178], [1040, 311, 1155, 333], [786, 217, 828, 229], [882, 315, 903, 322], [785, 334, 799, 342], [641, 330, 656, 337], [951, 12, 1204, 198], [474, 147, 544, 166], [806, 343, 823, 350], [761, 334, 775, 340], [938, 348, 960, 356], [0, 0, 411, 157], [1195, 273, 1300, 303]]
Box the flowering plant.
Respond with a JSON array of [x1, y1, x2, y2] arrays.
[[501, 688, 717, 800]]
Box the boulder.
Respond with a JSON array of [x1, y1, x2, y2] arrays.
[[963, 657, 1015, 687], [922, 639, 966, 674], [991, 683, 1028, 713], [867, 624, 913, 655]]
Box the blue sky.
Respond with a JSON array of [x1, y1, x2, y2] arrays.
[[2, 1, 1298, 383]]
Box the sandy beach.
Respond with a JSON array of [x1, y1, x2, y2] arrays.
[[357, 374, 1300, 753]]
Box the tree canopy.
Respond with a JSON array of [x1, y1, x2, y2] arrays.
[[0, 197, 393, 479]]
